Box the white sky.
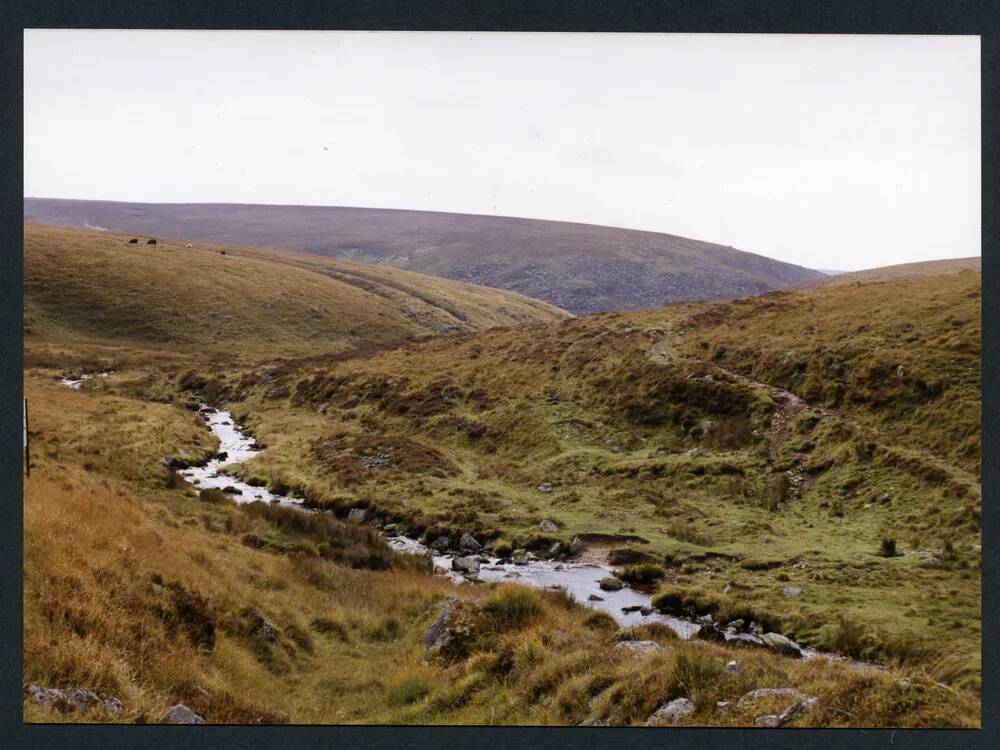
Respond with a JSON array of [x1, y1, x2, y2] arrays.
[[24, 31, 980, 270]]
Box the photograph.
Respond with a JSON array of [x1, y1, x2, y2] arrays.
[[20, 29, 981, 728]]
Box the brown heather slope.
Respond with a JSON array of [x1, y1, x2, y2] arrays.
[[24, 223, 568, 358], [796, 257, 981, 290], [24, 198, 825, 315]]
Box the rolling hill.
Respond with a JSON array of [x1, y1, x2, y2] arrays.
[[24, 198, 825, 315], [796, 257, 981, 289], [24, 223, 568, 356]]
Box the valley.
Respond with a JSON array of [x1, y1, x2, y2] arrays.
[[22, 223, 981, 727]]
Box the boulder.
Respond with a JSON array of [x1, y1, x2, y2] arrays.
[[347, 508, 370, 524], [716, 700, 731, 713], [569, 536, 585, 556], [726, 619, 745, 631], [756, 715, 781, 727], [737, 688, 810, 710], [724, 660, 742, 674], [537, 483, 553, 493], [548, 542, 562, 557], [599, 577, 624, 591], [640, 606, 654, 616], [645, 697, 696, 726], [163, 704, 205, 724], [539, 518, 558, 533], [614, 640, 662, 656], [25, 684, 125, 715], [459, 532, 481, 552], [759, 632, 803, 658], [587, 594, 604, 602], [452, 556, 481, 575], [782, 587, 802, 598], [511, 549, 529, 565], [221, 486, 241, 495], [430, 536, 451, 551], [423, 596, 458, 653]]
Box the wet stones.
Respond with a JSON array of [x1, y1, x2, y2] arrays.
[[511, 549, 530, 565], [452, 556, 481, 575], [459, 532, 481, 552], [599, 577, 624, 591]]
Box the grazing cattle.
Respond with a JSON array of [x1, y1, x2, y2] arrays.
[[146, 239, 157, 246], [128, 238, 138, 244]]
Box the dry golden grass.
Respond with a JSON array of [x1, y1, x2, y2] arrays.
[[24, 222, 568, 358], [23, 374, 980, 726]]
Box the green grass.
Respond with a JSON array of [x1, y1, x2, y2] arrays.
[[22, 264, 981, 725]]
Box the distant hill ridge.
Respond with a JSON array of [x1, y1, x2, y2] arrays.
[[795, 257, 981, 289], [25, 198, 825, 315], [23, 223, 568, 356]]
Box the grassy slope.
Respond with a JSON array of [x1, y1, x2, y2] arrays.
[[24, 199, 825, 315], [24, 222, 568, 359], [23, 376, 978, 726], [161, 272, 981, 688], [798, 258, 981, 290]]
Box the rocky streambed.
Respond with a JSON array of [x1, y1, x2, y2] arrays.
[[63, 373, 877, 671]]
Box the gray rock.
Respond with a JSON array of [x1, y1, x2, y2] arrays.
[[459, 532, 481, 552], [922, 556, 942, 568], [724, 660, 742, 674], [782, 587, 802, 598], [430, 536, 451, 551], [727, 632, 765, 649], [511, 549, 529, 565], [645, 697, 696, 726], [578, 717, 610, 727], [163, 704, 205, 724], [726, 619, 745, 631], [640, 606, 654, 616], [539, 518, 558, 533], [569, 536, 585, 556], [778, 696, 819, 724], [716, 700, 731, 712], [548, 542, 562, 557], [537, 483, 553, 493], [599, 577, 624, 591], [347, 507, 370, 523], [614, 640, 663, 656], [588, 594, 604, 601], [737, 688, 811, 710], [759, 632, 803, 657], [756, 714, 781, 727], [452, 556, 481, 575], [423, 596, 457, 652]]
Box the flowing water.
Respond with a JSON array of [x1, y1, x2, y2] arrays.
[[61, 375, 878, 669]]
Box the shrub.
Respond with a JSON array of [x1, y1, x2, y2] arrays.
[[582, 611, 617, 630], [492, 540, 513, 558], [310, 616, 350, 641], [617, 564, 666, 585], [385, 677, 431, 706], [482, 588, 542, 630], [878, 538, 898, 557], [364, 617, 401, 642], [198, 487, 230, 504]]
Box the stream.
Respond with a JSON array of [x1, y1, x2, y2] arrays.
[[61, 374, 878, 669]]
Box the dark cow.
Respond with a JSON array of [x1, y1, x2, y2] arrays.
[[128, 238, 138, 244], [146, 239, 157, 246]]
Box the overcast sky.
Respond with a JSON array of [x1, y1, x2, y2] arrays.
[[25, 31, 980, 271]]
